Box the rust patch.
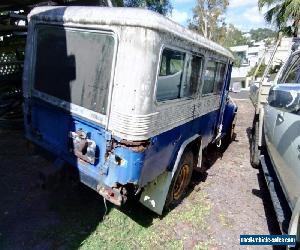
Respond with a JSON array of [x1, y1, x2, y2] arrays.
[[113, 139, 150, 152], [96, 184, 128, 206]]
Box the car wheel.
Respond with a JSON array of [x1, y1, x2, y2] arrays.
[[250, 117, 260, 168], [165, 150, 193, 210]]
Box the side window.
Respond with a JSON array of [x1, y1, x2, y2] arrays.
[[156, 49, 185, 102], [181, 54, 203, 98], [202, 61, 217, 95], [280, 54, 300, 84], [202, 60, 227, 95], [215, 63, 227, 93]]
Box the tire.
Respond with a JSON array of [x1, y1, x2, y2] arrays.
[[165, 150, 193, 210], [250, 117, 260, 168]]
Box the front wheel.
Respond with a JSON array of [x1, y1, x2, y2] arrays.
[[165, 151, 193, 210]]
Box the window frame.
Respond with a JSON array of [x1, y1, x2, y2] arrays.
[[30, 23, 118, 122], [214, 62, 228, 94], [201, 57, 228, 97], [277, 51, 300, 83], [181, 53, 204, 98], [154, 45, 204, 105], [278, 52, 300, 84]]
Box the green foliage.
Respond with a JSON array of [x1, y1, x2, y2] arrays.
[[188, 0, 229, 43], [0, 0, 172, 16], [247, 63, 267, 78], [258, 0, 300, 37], [222, 24, 249, 48], [249, 28, 277, 41], [269, 63, 283, 75], [123, 0, 172, 15], [231, 51, 243, 68]]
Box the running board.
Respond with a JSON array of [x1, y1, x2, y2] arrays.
[[260, 154, 291, 234]]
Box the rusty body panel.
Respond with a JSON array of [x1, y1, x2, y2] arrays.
[[23, 7, 235, 213]]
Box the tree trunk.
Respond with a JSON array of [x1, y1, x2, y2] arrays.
[[293, 19, 299, 37], [106, 0, 113, 7]]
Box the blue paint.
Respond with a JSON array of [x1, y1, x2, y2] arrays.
[[139, 110, 219, 186], [25, 95, 225, 191], [24, 72, 237, 195], [26, 97, 145, 188], [216, 64, 232, 133], [222, 100, 238, 135]]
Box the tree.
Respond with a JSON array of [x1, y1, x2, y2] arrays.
[[247, 63, 267, 78], [249, 28, 276, 41], [231, 51, 242, 68], [223, 24, 249, 48], [188, 0, 229, 42], [123, 0, 171, 15], [0, 0, 171, 15], [258, 0, 300, 37]]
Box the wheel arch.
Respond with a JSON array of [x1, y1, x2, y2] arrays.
[[171, 134, 202, 177], [222, 98, 238, 135], [139, 134, 202, 215]]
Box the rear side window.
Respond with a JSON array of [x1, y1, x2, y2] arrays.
[[215, 63, 227, 93], [280, 54, 300, 84], [202, 60, 227, 95], [34, 25, 115, 115], [157, 49, 185, 101], [182, 55, 202, 98], [156, 48, 202, 102], [202, 61, 217, 95]]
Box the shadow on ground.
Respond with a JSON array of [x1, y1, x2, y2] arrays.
[[0, 129, 159, 250], [0, 130, 109, 249], [0, 127, 232, 249], [246, 126, 285, 250], [189, 135, 235, 187], [1, 125, 276, 250]]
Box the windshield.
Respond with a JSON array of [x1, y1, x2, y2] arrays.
[[34, 25, 115, 115]]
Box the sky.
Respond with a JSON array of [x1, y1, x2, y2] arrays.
[[169, 0, 271, 32]]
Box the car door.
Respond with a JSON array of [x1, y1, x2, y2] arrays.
[[264, 104, 278, 157], [272, 108, 300, 208], [269, 53, 300, 209]]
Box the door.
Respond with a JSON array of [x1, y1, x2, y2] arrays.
[[272, 109, 300, 208], [27, 24, 116, 168], [267, 52, 300, 209]]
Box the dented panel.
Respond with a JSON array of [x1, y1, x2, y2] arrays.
[[23, 7, 235, 214]]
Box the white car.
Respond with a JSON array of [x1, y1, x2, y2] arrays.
[[263, 49, 300, 246]]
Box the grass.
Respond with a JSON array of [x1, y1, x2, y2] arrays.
[[33, 183, 212, 250]]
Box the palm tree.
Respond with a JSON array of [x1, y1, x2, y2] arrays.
[[258, 0, 300, 37]]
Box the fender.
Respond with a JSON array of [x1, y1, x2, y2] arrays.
[[221, 97, 237, 138], [139, 134, 200, 215], [289, 198, 300, 243]]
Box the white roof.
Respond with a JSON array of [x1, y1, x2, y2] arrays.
[[248, 46, 260, 53], [29, 6, 234, 59], [230, 45, 249, 52]]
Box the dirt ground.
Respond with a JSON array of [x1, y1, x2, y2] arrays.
[[0, 98, 284, 250]]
